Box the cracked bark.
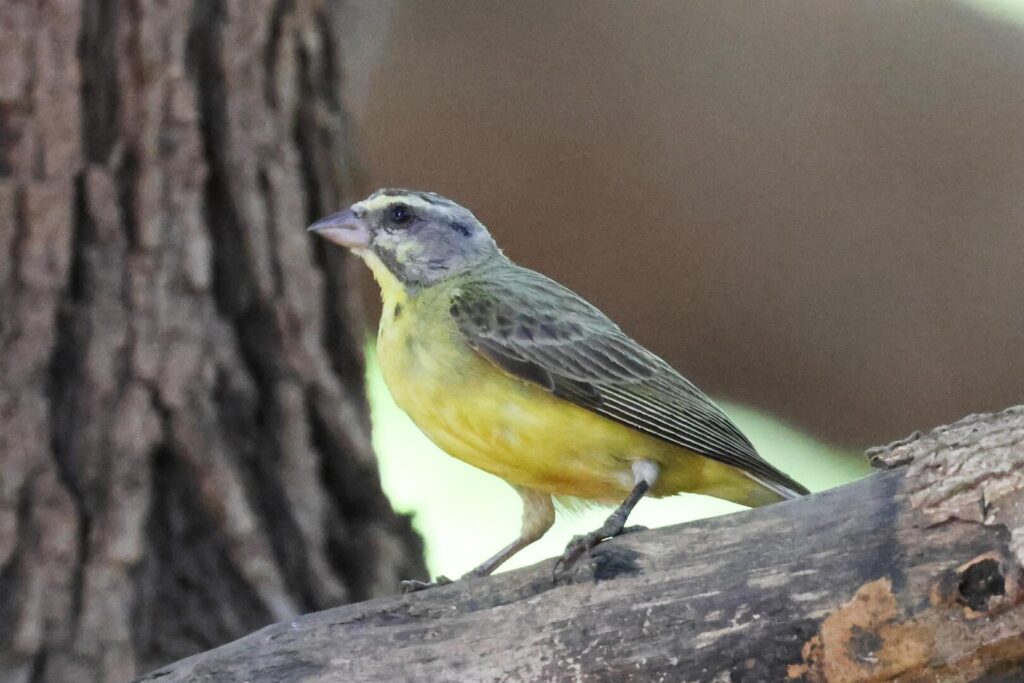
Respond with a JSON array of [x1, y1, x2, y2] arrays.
[[0, 3, 424, 682], [137, 406, 1024, 683]]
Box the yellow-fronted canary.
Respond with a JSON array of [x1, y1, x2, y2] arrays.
[[309, 189, 808, 590]]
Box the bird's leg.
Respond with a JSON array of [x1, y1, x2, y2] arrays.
[[554, 460, 658, 577], [401, 487, 554, 593]]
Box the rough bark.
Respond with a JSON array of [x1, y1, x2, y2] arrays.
[[137, 406, 1024, 683], [0, 2, 425, 682]]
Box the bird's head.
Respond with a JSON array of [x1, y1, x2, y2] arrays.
[[308, 189, 500, 288]]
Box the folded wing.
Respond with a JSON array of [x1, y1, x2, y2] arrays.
[[450, 264, 809, 498]]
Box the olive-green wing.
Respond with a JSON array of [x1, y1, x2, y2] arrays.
[[450, 264, 808, 498]]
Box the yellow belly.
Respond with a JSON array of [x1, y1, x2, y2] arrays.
[[374, 280, 772, 507]]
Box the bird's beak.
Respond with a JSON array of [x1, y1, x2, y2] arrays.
[[307, 208, 371, 249]]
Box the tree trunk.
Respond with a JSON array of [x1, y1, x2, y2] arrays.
[[0, 2, 425, 682], [136, 406, 1024, 683]]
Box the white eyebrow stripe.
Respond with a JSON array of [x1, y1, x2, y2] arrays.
[[355, 194, 440, 215]]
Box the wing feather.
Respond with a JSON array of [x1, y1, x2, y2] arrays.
[[451, 263, 809, 497]]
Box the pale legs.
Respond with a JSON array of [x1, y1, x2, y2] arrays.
[[554, 460, 658, 574], [401, 486, 554, 593]]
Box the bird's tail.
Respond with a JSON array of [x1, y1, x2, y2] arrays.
[[697, 461, 810, 508], [744, 471, 810, 503]]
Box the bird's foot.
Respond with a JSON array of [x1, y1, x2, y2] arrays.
[[400, 575, 453, 594], [553, 530, 605, 577], [552, 524, 648, 581]]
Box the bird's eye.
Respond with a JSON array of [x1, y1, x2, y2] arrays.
[[389, 204, 411, 225]]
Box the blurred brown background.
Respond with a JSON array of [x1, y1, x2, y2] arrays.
[[347, 0, 1024, 447]]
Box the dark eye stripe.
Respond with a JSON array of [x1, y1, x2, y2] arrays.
[[450, 221, 471, 237]]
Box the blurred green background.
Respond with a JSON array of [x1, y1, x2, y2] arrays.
[[367, 348, 869, 577]]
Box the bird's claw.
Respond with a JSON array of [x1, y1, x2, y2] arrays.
[[551, 530, 604, 581], [551, 524, 649, 582], [400, 575, 453, 594]]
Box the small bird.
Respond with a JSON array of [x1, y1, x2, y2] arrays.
[[309, 189, 808, 591]]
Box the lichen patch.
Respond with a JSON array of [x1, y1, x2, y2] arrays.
[[788, 578, 931, 682]]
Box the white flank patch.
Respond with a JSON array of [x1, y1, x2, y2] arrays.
[[632, 459, 660, 487]]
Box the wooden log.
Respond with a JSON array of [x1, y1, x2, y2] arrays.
[[136, 406, 1024, 682]]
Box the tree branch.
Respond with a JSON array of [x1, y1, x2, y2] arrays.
[[136, 406, 1024, 682]]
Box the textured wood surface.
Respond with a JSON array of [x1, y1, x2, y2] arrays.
[[138, 407, 1024, 682], [0, 3, 422, 682]]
